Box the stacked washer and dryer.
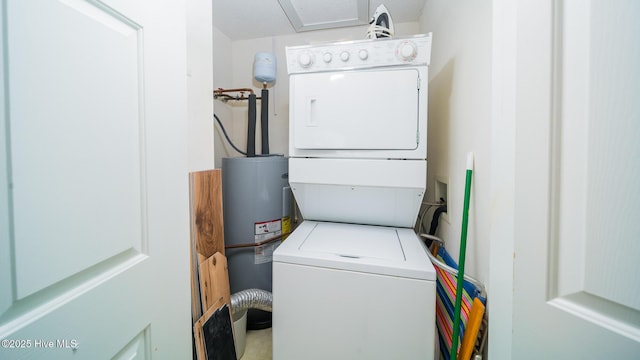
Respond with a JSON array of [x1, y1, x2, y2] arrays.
[[272, 34, 436, 359]]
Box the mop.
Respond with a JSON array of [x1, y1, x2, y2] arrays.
[[450, 152, 474, 360]]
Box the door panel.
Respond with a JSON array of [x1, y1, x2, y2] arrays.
[[291, 69, 419, 150], [551, 0, 640, 320], [10, 0, 144, 300], [112, 327, 149, 359], [1, 0, 190, 358], [580, 0, 640, 311], [512, 0, 640, 357]]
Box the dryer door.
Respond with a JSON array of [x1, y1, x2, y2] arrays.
[[290, 68, 420, 151]]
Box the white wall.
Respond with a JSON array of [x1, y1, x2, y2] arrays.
[[212, 22, 421, 166], [187, 0, 215, 171], [419, 0, 492, 287], [212, 26, 234, 168]]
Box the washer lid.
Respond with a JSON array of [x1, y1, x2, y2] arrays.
[[274, 221, 436, 281]]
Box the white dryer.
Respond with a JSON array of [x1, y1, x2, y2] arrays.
[[273, 34, 436, 360]]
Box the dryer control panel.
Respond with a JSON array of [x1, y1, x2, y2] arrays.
[[286, 33, 432, 74]]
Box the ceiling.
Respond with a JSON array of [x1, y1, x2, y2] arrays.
[[212, 0, 427, 41]]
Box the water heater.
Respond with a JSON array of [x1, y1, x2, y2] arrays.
[[222, 156, 291, 329]]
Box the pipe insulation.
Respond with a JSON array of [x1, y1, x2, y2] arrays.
[[260, 88, 269, 155], [247, 93, 257, 157], [230, 288, 273, 317]]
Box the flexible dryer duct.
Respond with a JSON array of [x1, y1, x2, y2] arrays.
[[230, 288, 273, 317]]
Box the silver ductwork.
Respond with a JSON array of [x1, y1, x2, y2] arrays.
[[230, 288, 273, 317]]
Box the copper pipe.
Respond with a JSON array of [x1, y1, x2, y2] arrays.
[[224, 222, 298, 250], [214, 87, 254, 94], [214, 88, 263, 102], [224, 231, 290, 249], [214, 93, 238, 101], [214, 93, 262, 101]]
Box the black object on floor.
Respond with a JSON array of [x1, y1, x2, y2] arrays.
[[247, 309, 272, 330], [202, 304, 237, 360]]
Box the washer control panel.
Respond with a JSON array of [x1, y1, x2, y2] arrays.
[[286, 34, 432, 74]]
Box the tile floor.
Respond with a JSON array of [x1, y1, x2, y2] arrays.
[[239, 328, 272, 360]]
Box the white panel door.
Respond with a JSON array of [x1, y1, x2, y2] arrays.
[[290, 69, 420, 150], [510, 0, 640, 357], [0, 0, 191, 358]]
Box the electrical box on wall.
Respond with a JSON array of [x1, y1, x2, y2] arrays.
[[435, 176, 450, 224]]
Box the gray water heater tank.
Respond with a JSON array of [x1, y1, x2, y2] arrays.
[[222, 156, 291, 329]]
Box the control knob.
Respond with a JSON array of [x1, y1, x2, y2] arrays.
[[298, 52, 313, 67], [397, 41, 418, 61], [340, 51, 350, 62], [323, 52, 332, 63], [358, 49, 369, 60]]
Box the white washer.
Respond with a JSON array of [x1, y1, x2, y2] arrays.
[[274, 34, 435, 360], [273, 221, 436, 360]]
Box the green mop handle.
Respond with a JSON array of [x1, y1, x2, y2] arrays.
[[450, 153, 473, 360]]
